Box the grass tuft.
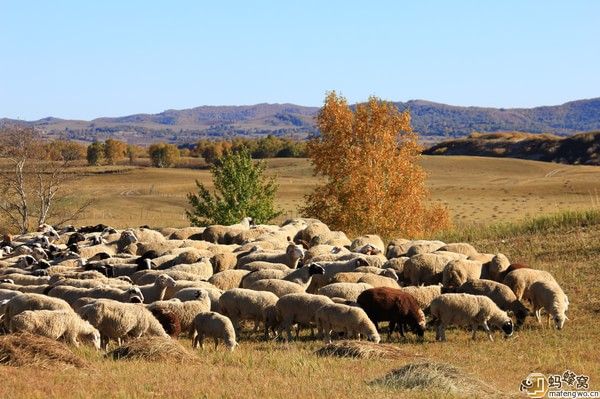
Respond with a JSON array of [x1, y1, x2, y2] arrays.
[[108, 337, 196, 363], [370, 361, 502, 397], [0, 333, 89, 369], [315, 340, 422, 360]]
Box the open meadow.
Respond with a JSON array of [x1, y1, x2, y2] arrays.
[[1, 220, 599, 398], [1, 156, 599, 398], [71, 156, 600, 229]]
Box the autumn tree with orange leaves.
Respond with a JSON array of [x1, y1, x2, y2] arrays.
[[302, 92, 450, 238]]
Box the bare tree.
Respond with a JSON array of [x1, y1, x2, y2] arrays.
[[0, 126, 92, 233]]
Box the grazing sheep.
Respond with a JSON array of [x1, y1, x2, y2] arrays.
[[241, 269, 290, 288], [442, 259, 485, 288], [237, 244, 305, 269], [210, 252, 238, 273], [357, 274, 400, 289], [502, 268, 556, 301], [9, 309, 101, 349], [356, 287, 426, 340], [385, 239, 413, 259], [208, 269, 250, 290], [191, 312, 237, 351], [439, 243, 479, 259], [524, 281, 569, 330], [453, 279, 530, 327], [406, 240, 446, 257], [247, 279, 306, 297], [218, 288, 278, 333], [487, 254, 511, 281], [274, 293, 334, 341], [47, 285, 144, 305], [315, 303, 380, 344], [138, 274, 177, 303], [350, 235, 385, 254], [238, 261, 291, 272], [307, 258, 370, 293], [400, 285, 442, 310], [429, 293, 514, 341], [317, 283, 374, 302], [78, 299, 168, 350], [497, 263, 530, 282], [0, 273, 51, 286], [2, 293, 72, 328], [404, 253, 462, 286], [147, 289, 211, 334]]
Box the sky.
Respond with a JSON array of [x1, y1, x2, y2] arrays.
[[1, 0, 599, 120]]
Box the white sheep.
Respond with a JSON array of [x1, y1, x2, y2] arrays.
[[442, 259, 485, 288], [9, 309, 101, 349], [502, 268, 557, 301], [524, 280, 569, 330], [78, 299, 168, 350], [317, 282, 374, 302], [454, 279, 530, 327], [241, 269, 290, 288], [47, 285, 144, 305], [218, 288, 278, 333], [208, 269, 250, 290], [357, 273, 400, 289], [400, 285, 442, 310], [138, 274, 177, 303], [2, 293, 72, 328], [147, 289, 211, 334], [275, 293, 334, 341], [315, 303, 380, 344], [237, 244, 305, 269], [191, 311, 237, 351], [404, 252, 461, 286], [430, 293, 514, 341]]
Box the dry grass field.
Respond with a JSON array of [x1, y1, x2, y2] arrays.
[[1, 222, 598, 398], [2, 155, 599, 398], [71, 156, 600, 229]]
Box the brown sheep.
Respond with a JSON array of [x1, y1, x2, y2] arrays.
[[356, 287, 426, 340]]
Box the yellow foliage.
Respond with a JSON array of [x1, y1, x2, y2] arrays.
[[302, 92, 450, 238]]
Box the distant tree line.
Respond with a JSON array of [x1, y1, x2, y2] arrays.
[[191, 135, 307, 164], [18, 136, 307, 169]]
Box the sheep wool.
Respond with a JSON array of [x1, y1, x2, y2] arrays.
[[191, 311, 237, 351], [430, 293, 514, 341]]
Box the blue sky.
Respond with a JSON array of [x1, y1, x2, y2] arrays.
[[1, 0, 599, 120]]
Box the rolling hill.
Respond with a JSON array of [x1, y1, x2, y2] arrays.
[[424, 131, 600, 165], [2, 98, 600, 144]]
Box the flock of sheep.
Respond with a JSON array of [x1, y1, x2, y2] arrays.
[[0, 217, 569, 353]]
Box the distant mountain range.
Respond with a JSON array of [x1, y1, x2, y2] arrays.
[[1, 98, 600, 144]]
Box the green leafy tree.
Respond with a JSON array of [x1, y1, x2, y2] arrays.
[[86, 141, 105, 166], [186, 148, 281, 226]]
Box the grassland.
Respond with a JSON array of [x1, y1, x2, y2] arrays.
[[1, 218, 598, 398], [2, 156, 599, 398], [71, 156, 600, 228]]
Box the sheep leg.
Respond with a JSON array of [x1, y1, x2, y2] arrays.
[[214, 338, 219, 350], [471, 324, 478, 340], [535, 309, 542, 324], [482, 321, 493, 342], [199, 334, 205, 350], [253, 320, 260, 334], [436, 324, 445, 341], [387, 321, 396, 342]]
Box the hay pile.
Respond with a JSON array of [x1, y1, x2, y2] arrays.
[[315, 340, 421, 360], [370, 361, 501, 397], [0, 333, 88, 369], [108, 337, 196, 362]]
